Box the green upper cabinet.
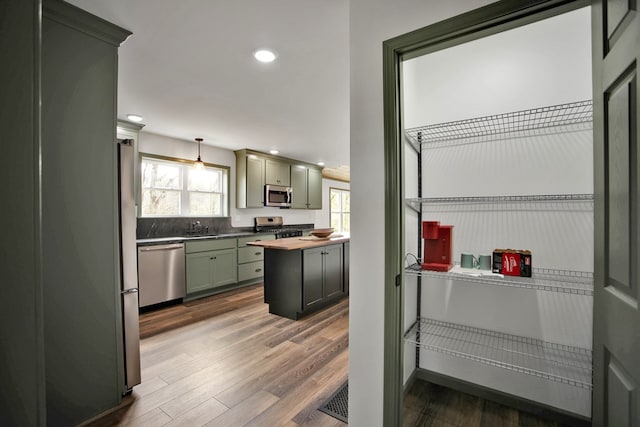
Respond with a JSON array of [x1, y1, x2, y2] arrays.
[[291, 165, 323, 209], [265, 159, 291, 186], [235, 150, 265, 208], [307, 167, 322, 209], [291, 166, 308, 209], [235, 149, 322, 209], [246, 155, 265, 208]]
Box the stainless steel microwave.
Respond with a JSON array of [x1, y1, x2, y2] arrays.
[[265, 184, 292, 207]]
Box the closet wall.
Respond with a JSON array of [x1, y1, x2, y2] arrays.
[[402, 7, 593, 418]]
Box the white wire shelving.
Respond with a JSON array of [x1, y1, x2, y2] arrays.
[[405, 193, 594, 213], [404, 318, 593, 390], [405, 100, 593, 152], [404, 265, 593, 296]]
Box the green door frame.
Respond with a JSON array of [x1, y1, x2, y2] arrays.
[[381, 0, 589, 424]]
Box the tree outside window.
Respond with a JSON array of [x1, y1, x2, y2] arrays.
[[330, 188, 350, 233], [140, 155, 228, 217]]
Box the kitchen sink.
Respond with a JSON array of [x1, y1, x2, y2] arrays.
[[183, 233, 219, 238]]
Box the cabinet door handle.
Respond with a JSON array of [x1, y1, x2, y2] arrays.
[[255, 268, 262, 273], [255, 252, 261, 256]]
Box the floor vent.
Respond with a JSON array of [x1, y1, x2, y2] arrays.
[[319, 381, 348, 423]]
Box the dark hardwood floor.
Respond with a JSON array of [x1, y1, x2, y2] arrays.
[[403, 380, 575, 427], [86, 284, 580, 426]]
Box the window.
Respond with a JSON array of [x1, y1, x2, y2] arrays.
[[140, 155, 229, 217], [330, 188, 350, 233]]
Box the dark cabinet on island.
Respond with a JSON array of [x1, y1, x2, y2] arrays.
[[249, 235, 349, 320]]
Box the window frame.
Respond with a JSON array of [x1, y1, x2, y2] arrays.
[[329, 187, 350, 233], [139, 152, 230, 218]]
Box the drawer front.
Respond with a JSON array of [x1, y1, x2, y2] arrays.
[[185, 238, 237, 253], [237, 234, 276, 247], [238, 261, 264, 281], [238, 246, 264, 264]]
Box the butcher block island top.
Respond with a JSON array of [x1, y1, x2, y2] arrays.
[[247, 233, 349, 250], [253, 233, 350, 320]]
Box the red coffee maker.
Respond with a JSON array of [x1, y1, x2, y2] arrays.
[[421, 221, 453, 272]]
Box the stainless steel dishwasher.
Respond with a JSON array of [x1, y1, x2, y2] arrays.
[[137, 243, 186, 307]]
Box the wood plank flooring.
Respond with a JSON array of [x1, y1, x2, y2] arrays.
[[90, 284, 348, 426], [86, 284, 581, 426], [403, 380, 574, 427]]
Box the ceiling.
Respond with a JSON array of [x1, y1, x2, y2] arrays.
[[66, 0, 350, 180]]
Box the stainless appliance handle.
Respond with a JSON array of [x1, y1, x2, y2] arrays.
[[121, 288, 139, 294], [139, 244, 184, 251]]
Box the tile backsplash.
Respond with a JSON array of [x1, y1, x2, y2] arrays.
[[136, 217, 242, 239], [136, 216, 314, 239]]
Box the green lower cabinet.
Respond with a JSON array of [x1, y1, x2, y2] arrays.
[[238, 261, 264, 282], [302, 244, 344, 309], [237, 234, 274, 284], [186, 248, 237, 294], [303, 248, 325, 308], [324, 244, 344, 298]]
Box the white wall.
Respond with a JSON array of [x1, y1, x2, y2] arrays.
[[349, 1, 495, 425], [402, 7, 592, 127], [138, 131, 347, 228]]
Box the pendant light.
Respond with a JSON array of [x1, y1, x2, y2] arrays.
[[194, 137, 205, 169]]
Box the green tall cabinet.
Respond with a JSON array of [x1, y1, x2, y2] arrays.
[[41, 0, 131, 424]]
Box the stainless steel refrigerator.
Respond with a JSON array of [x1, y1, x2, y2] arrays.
[[117, 139, 141, 392]]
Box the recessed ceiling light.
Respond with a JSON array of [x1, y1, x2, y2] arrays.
[[254, 49, 277, 63], [126, 114, 143, 122], [269, 149, 279, 155], [317, 161, 325, 167]]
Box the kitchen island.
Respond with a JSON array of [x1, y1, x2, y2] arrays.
[[248, 234, 349, 320]]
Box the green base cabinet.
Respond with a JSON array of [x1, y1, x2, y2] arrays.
[[237, 234, 275, 284], [186, 240, 237, 294], [303, 244, 343, 309], [265, 242, 346, 320]]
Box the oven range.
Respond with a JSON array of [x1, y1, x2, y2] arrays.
[[254, 216, 303, 239]]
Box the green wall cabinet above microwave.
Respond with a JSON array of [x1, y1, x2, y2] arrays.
[[265, 159, 291, 186]]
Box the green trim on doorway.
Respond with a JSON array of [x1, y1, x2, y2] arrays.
[[382, 36, 405, 427], [381, 0, 589, 425]]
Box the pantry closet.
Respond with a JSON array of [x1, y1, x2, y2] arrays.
[[401, 6, 593, 420]]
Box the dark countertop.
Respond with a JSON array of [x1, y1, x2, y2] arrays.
[[137, 231, 275, 246]]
